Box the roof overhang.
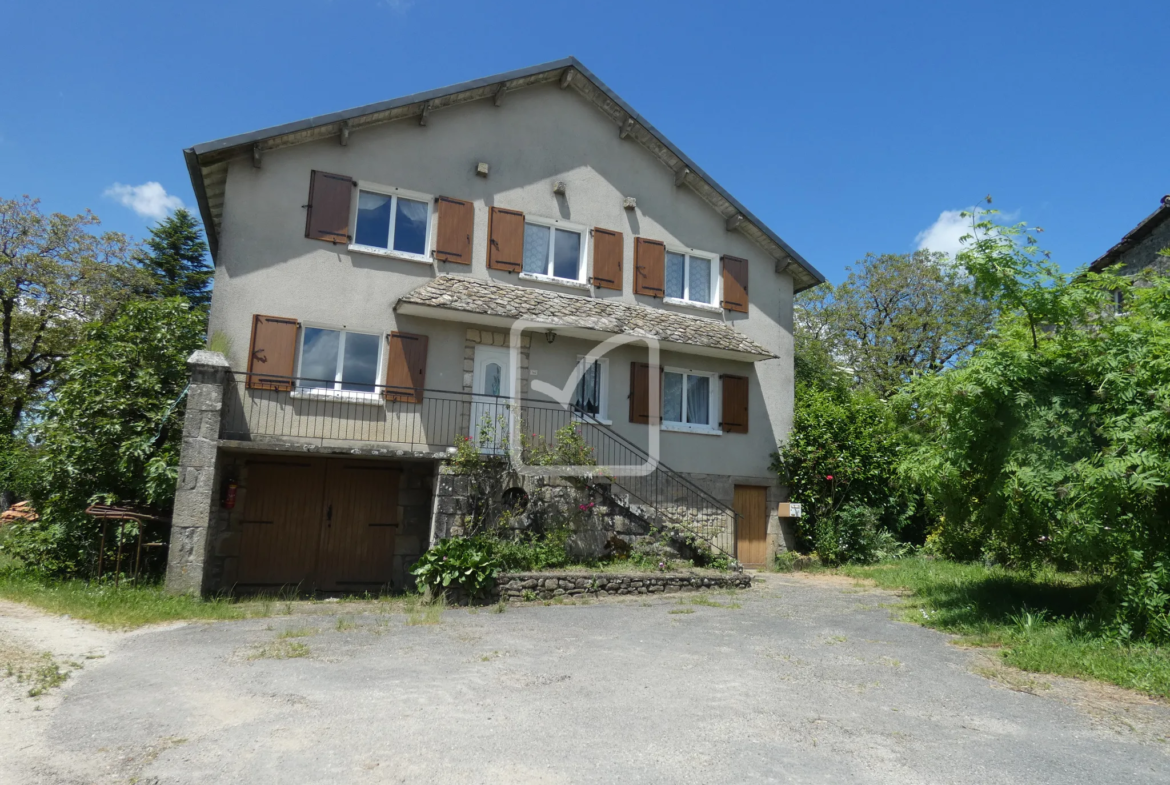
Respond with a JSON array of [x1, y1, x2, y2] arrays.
[[1089, 196, 1170, 272], [395, 301, 774, 362], [184, 57, 824, 292]]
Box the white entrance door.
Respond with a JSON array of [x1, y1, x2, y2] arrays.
[[471, 346, 511, 454]]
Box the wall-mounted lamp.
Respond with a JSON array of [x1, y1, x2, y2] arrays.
[[476, 162, 490, 178], [545, 330, 557, 344], [552, 181, 567, 195], [623, 196, 637, 210]]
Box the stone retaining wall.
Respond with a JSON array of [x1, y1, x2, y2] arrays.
[[496, 571, 751, 601]]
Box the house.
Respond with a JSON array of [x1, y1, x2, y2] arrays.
[[165, 57, 824, 595], [1089, 195, 1170, 278]]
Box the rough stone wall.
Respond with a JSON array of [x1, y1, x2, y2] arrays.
[[430, 466, 650, 550], [1112, 213, 1170, 279], [496, 571, 751, 601], [165, 351, 230, 595], [429, 464, 775, 562]]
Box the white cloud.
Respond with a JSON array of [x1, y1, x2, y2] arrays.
[[914, 209, 974, 258], [104, 181, 184, 221]]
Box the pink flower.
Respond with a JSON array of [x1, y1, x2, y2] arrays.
[[826, 475, 834, 481]]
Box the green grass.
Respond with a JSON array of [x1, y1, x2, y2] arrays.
[[840, 558, 1170, 699], [0, 570, 250, 628]]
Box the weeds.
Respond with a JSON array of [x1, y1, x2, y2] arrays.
[[335, 617, 359, 632], [405, 593, 445, 626], [841, 557, 1170, 699], [249, 640, 310, 660], [0, 571, 246, 628], [1, 641, 73, 697], [688, 594, 742, 609], [277, 627, 318, 639]]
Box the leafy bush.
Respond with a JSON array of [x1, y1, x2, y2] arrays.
[[812, 503, 883, 565], [902, 209, 1170, 641], [492, 530, 572, 571], [772, 384, 917, 556], [410, 537, 499, 599], [2, 298, 204, 576]]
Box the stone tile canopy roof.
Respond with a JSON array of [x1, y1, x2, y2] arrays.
[[397, 276, 776, 359]]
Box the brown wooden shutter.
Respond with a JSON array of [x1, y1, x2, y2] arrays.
[[591, 227, 623, 290], [629, 362, 650, 424], [721, 255, 749, 312], [304, 170, 354, 244], [487, 207, 524, 271], [384, 332, 428, 403], [247, 315, 299, 391], [721, 374, 749, 433], [634, 237, 665, 297], [628, 362, 663, 424], [433, 196, 474, 264]]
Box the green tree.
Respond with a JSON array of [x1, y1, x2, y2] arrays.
[[138, 208, 212, 310], [1, 299, 205, 574], [0, 195, 141, 438], [797, 251, 994, 395], [902, 207, 1170, 641]]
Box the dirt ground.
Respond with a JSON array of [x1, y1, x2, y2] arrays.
[[1, 575, 1167, 784]]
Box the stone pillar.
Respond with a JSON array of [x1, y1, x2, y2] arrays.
[[165, 350, 230, 595]]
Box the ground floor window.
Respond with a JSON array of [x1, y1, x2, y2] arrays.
[[573, 357, 609, 421], [663, 369, 715, 430], [298, 327, 381, 393]]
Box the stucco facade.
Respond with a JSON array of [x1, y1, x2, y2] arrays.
[[167, 60, 819, 593]]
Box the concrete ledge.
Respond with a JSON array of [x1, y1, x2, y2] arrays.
[[496, 571, 750, 601]]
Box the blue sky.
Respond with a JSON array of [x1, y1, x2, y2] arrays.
[[3, 0, 1166, 284]]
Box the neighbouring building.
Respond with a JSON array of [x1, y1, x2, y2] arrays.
[[165, 57, 824, 595], [1089, 195, 1170, 278]]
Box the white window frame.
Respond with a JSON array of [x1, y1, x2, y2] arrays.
[[663, 247, 721, 310], [348, 181, 435, 265], [517, 214, 590, 288], [571, 356, 610, 425], [661, 366, 720, 435], [291, 322, 385, 406]]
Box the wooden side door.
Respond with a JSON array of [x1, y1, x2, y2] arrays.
[[237, 460, 327, 586], [734, 485, 769, 567], [316, 462, 401, 590]]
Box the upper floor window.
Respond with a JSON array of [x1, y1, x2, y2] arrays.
[[522, 216, 586, 283], [351, 184, 432, 262], [298, 326, 381, 394], [665, 250, 717, 305]]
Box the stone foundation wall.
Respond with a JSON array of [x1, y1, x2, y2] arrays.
[[496, 571, 751, 601], [430, 464, 789, 562]]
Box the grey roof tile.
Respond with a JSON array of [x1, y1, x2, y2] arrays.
[[397, 276, 776, 359]]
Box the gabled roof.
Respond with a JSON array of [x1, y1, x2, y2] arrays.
[[396, 276, 776, 360], [1089, 195, 1170, 272], [184, 57, 824, 292]]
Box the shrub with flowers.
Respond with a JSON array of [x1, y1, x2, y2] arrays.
[[771, 383, 917, 560]]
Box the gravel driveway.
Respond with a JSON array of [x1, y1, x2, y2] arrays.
[[4, 574, 1168, 784]]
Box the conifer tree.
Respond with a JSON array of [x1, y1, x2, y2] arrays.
[[140, 208, 212, 309]]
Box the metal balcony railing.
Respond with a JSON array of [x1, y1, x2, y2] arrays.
[[220, 372, 740, 561]]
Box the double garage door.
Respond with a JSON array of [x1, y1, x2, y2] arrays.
[[237, 458, 401, 591]]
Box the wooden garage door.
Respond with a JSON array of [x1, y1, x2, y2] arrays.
[[316, 463, 401, 591], [238, 460, 327, 586], [734, 485, 768, 567]]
